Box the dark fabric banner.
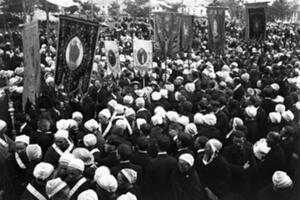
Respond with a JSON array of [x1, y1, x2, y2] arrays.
[[207, 7, 226, 55], [55, 15, 99, 94], [154, 12, 181, 58], [180, 15, 194, 52], [248, 8, 266, 41]]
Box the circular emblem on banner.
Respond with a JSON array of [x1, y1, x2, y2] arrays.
[[65, 36, 84, 71], [137, 48, 147, 65], [108, 50, 116, 67]]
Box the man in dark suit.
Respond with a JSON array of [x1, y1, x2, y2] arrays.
[[145, 134, 177, 200], [130, 136, 152, 197], [222, 130, 257, 199], [111, 144, 141, 181], [98, 134, 122, 168]]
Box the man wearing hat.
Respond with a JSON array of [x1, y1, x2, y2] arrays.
[[21, 162, 54, 200], [44, 130, 74, 167], [65, 158, 90, 200]]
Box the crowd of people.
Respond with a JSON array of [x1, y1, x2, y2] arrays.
[[0, 15, 299, 200]]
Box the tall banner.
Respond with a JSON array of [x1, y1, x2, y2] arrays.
[[55, 15, 99, 94], [245, 2, 268, 41], [207, 6, 226, 55], [22, 21, 41, 110], [133, 39, 152, 74], [104, 41, 121, 78], [154, 12, 181, 58], [180, 15, 194, 52]]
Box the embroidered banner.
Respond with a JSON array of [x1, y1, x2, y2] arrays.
[[245, 2, 268, 41], [22, 20, 41, 110], [55, 15, 99, 94], [180, 15, 194, 52], [133, 39, 152, 74], [104, 40, 121, 78], [154, 12, 181, 58], [207, 6, 226, 55]]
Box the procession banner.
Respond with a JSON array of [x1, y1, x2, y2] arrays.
[[154, 12, 181, 58], [207, 6, 226, 55], [104, 41, 121, 78], [245, 2, 268, 41], [133, 39, 152, 74], [55, 15, 99, 94], [22, 20, 41, 110], [180, 15, 194, 52]]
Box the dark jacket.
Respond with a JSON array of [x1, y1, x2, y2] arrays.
[[195, 155, 232, 198], [145, 153, 177, 200], [170, 168, 205, 200], [258, 145, 286, 188]]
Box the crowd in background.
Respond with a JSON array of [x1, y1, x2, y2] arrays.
[[0, 16, 299, 200]]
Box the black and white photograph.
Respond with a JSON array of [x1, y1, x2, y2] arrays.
[[0, 0, 299, 200]]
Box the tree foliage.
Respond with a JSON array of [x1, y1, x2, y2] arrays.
[[124, 0, 150, 17], [108, 1, 121, 18], [267, 0, 296, 21], [159, 1, 185, 13]]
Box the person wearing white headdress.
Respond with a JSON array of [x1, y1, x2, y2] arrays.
[[117, 192, 137, 200], [257, 171, 294, 200], [65, 158, 89, 200], [4, 144, 42, 199], [0, 119, 14, 189], [257, 131, 286, 189], [22, 162, 54, 200], [199, 139, 231, 200], [72, 111, 83, 126], [56, 152, 75, 180], [77, 189, 98, 200], [46, 178, 70, 199], [170, 153, 205, 200], [15, 134, 30, 153], [44, 130, 74, 167], [83, 134, 101, 165]]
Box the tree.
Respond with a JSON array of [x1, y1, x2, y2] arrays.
[[268, 0, 295, 21], [159, 1, 185, 13], [124, 0, 150, 17], [1, 0, 23, 13], [108, 1, 120, 18]]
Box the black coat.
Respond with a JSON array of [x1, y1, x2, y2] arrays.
[[198, 126, 222, 141], [258, 145, 286, 188], [170, 168, 205, 200], [20, 181, 48, 200], [145, 153, 177, 200], [68, 178, 90, 200], [98, 151, 119, 168], [195, 155, 232, 199], [257, 184, 296, 200], [222, 143, 257, 196]]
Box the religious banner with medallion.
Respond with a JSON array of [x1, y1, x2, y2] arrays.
[[22, 20, 41, 110], [133, 39, 152, 74], [55, 15, 99, 94], [245, 2, 268, 41], [104, 41, 121, 78], [180, 15, 194, 52], [154, 12, 181, 58], [207, 6, 226, 55]]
